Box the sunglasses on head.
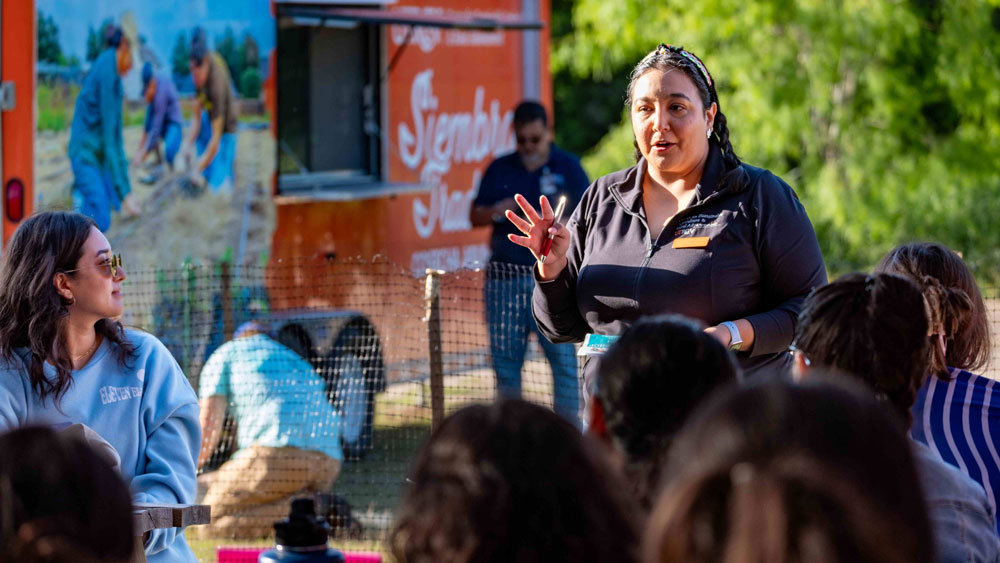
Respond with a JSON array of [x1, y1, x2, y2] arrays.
[[63, 253, 125, 278]]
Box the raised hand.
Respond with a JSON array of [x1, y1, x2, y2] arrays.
[[506, 194, 571, 280]]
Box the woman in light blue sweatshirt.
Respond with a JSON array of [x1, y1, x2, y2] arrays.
[[0, 211, 200, 562]]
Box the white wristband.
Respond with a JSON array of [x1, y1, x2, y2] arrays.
[[721, 321, 743, 352]]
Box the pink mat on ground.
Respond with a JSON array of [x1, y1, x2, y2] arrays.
[[216, 546, 381, 562]]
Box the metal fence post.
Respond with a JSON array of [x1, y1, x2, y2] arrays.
[[423, 269, 445, 430]]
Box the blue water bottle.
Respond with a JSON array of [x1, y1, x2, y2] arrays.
[[258, 498, 346, 563]]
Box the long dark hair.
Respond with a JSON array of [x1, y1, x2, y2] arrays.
[[0, 212, 134, 404], [647, 375, 933, 563], [390, 399, 640, 563], [794, 273, 930, 425], [626, 44, 741, 174], [875, 242, 990, 375]]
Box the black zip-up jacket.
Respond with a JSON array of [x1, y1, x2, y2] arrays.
[[532, 146, 827, 377]]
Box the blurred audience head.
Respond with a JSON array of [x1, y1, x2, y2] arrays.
[[0, 426, 133, 563], [645, 375, 933, 563], [792, 272, 930, 425], [875, 242, 990, 375], [390, 399, 639, 563], [593, 314, 740, 511]]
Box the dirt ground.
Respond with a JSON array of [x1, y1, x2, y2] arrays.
[[34, 124, 276, 269]]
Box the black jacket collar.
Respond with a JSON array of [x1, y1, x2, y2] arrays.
[[609, 145, 736, 215]]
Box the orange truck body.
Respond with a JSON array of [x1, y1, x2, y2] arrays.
[[264, 0, 553, 376], [1, 0, 35, 248], [268, 0, 551, 304]]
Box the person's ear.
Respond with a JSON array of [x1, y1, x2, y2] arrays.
[[588, 399, 610, 442], [705, 101, 718, 131], [52, 272, 75, 303], [792, 350, 811, 382]]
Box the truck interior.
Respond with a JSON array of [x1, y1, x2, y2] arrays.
[[273, 2, 541, 199]]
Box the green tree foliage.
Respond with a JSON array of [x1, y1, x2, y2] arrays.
[[556, 0, 1000, 279], [243, 34, 260, 71], [213, 28, 263, 98], [215, 27, 243, 89], [550, 0, 631, 157], [172, 33, 190, 78], [240, 67, 261, 99], [37, 11, 63, 64]]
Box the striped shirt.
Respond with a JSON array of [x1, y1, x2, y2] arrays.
[[911, 367, 1000, 534]]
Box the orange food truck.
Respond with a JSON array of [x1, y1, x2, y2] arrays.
[[268, 0, 548, 273], [266, 0, 551, 455], [4, 0, 551, 457]]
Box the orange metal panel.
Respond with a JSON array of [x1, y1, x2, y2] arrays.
[[537, 0, 552, 116], [1, 0, 35, 246]]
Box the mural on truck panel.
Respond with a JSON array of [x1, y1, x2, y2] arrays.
[[386, 0, 522, 274], [35, 0, 276, 269]]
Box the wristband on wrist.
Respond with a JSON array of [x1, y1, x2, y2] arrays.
[[721, 321, 743, 352]]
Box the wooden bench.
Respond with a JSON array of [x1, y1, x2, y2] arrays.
[[130, 503, 211, 563]]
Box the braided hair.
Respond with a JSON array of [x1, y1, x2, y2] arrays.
[[625, 44, 741, 174], [793, 273, 931, 426], [875, 242, 991, 375]]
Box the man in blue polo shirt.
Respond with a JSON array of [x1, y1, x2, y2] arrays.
[[470, 101, 590, 427]]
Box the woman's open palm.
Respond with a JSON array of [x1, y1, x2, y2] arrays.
[[506, 194, 571, 280]]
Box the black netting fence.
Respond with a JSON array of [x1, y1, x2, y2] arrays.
[[121, 260, 584, 555], [116, 260, 1000, 557]]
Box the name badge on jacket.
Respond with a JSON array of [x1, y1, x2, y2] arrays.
[[672, 237, 710, 249]]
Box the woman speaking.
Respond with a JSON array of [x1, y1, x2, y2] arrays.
[[508, 44, 826, 386]]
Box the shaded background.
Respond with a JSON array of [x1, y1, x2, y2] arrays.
[[551, 0, 1000, 281]]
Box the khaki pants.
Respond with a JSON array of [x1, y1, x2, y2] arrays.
[[194, 445, 341, 540]]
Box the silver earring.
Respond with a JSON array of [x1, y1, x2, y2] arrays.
[[706, 129, 712, 139]]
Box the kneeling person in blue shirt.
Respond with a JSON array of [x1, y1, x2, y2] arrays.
[[133, 63, 184, 179], [195, 322, 344, 539]]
